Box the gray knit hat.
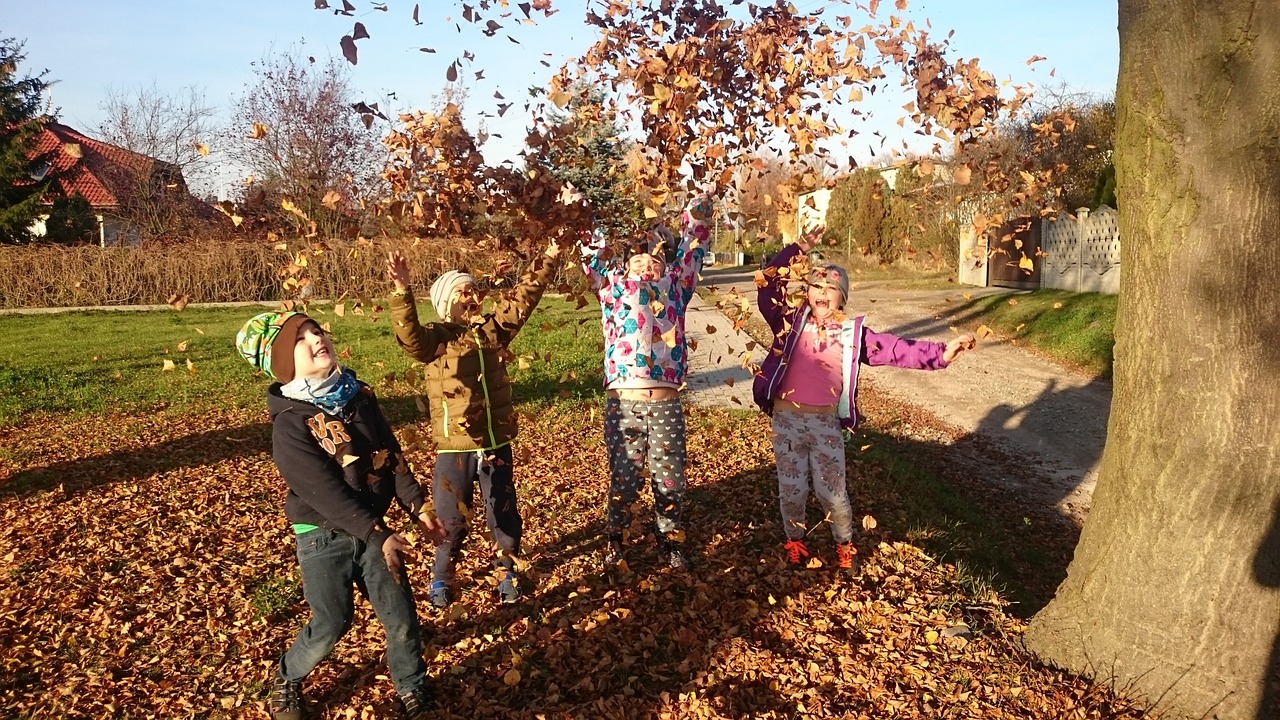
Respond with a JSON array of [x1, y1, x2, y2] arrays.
[[429, 270, 476, 320]]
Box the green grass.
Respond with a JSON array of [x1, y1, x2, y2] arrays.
[[961, 290, 1117, 377], [0, 297, 602, 426]]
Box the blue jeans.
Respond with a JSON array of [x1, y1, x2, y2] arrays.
[[278, 528, 427, 696]]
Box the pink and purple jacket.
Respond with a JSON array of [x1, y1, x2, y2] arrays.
[[752, 242, 950, 431], [580, 196, 712, 388]]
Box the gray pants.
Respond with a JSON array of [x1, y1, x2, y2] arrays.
[[604, 396, 687, 537], [770, 410, 853, 543]]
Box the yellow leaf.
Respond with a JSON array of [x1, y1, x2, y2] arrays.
[[63, 143, 82, 159], [1018, 254, 1034, 272], [176, 340, 189, 352], [666, 529, 686, 543], [1008, 298, 1019, 305], [162, 359, 176, 372], [976, 324, 993, 339], [925, 630, 939, 644], [962, 293, 972, 300], [168, 293, 190, 311], [503, 668, 521, 686], [643, 206, 659, 219], [1053, 302, 1064, 309], [186, 358, 196, 373], [195, 143, 209, 157], [248, 122, 268, 140], [340, 454, 359, 467], [861, 515, 878, 530], [334, 302, 346, 318]]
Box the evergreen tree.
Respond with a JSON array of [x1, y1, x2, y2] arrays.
[[44, 194, 98, 244], [533, 83, 640, 236], [0, 38, 56, 244]]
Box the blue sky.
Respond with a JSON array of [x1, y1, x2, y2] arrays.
[[3, 0, 1117, 194]]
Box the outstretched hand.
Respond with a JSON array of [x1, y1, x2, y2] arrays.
[[943, 334, 976, 364], [386, 251, 412, 292], [797, 222, 825, 253]]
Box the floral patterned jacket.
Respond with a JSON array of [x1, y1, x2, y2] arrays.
[[580, 195, 712, 388]]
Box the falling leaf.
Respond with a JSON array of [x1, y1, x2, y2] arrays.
[[1054, 302, 1064, 309], [1008, 298, 1019, 305], [176, 340, 189, 352], [340, 35, 358, 65], [194, 143, 209, 157], [247, 123, 268, 140], [1018, 255, 1034, 273], [340, 454, 360, 467], [372, 449, 389, 469], [976, 324, 993, 339], [352, 21, 370, 40], [167, 294, 190, 311], [161, 359, 176, 372]]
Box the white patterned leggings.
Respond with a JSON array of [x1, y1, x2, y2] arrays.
[[770, 410, 854, 543], [604, 396, 687, 537]]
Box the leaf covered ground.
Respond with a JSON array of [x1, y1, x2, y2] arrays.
[[1, 397, 1149, 719]]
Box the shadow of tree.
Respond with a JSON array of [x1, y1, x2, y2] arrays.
[[1253, 497, 1280, 719], [2, 418, 272, 498]]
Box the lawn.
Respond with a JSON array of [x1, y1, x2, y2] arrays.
[[957, 290, 1117, 378], [0, 300, 1148, 719], [0, 297, 603, 427]]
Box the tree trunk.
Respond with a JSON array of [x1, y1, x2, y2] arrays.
[[1024, 2, 1280, 718]]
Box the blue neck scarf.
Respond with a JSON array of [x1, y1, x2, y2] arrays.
[[280, 366, 361, 416]]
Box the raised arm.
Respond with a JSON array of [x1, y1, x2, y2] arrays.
[[671, 193, 712, 293], [579, 227, 622, 291], [755, 223, 821, 333], [490, 239, 563, 345], [386, 251, 465, 362], [756, 242, 806, 333]]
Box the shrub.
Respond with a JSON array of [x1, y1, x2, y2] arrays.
[[0, 236, 541, 308]]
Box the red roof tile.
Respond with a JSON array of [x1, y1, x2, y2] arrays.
[[28, 123, 173, 208]]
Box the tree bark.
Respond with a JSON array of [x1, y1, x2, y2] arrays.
[[1024, 2, 1280, 718]]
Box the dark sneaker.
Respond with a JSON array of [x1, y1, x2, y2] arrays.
[[497, 571, 523, 604], [658, 533, 691, 570], [665, 547, 691, 570], [784, 539, 810, 565], [428, 581, 450, 609], [603, 535, 624, 567], [269, 674, 304, 720], [399, 686, 435, 719]]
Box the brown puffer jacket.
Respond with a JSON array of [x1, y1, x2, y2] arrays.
[[390, 252, 559, 452]]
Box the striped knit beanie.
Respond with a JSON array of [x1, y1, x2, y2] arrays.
[[429, 270, 476, 320]]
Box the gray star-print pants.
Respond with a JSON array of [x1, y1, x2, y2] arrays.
[[604, 396, 687, 538]]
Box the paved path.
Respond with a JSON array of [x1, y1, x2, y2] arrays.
[[682, 267, 1112, 523]]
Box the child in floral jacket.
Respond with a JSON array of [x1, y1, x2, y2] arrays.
[[752, 228, 974, 569], [581, 193, 712, 569]]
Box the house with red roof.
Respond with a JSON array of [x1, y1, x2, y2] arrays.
[[26, 122, 215, 245]]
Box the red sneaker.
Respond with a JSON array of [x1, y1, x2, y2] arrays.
[[836, 542, 857, 570], [784, 539, 810, 565]]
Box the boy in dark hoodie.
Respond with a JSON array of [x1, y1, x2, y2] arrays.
[[236, 311, 445, 720]]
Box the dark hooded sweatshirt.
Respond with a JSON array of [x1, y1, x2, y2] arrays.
[[266, 379, 426, 549]]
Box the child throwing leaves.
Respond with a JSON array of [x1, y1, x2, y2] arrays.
[[752, 228, 975, 569], [386, 238, 563, 607], [236, 311, 445, 720], [581, 193, 712, 570]]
